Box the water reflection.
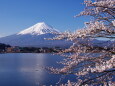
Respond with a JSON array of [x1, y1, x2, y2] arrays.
[[0, 53, 76, 86]]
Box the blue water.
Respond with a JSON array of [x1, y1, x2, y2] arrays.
[[0, 53, 76, 86]]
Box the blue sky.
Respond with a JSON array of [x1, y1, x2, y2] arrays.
[[0, 0, 90, 37]]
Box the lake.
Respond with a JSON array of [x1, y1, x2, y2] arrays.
[[0, 53, 76, 86]]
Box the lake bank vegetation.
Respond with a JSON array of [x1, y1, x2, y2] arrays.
[[0, 44, 62, 53]]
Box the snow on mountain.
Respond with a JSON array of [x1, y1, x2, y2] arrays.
[[0, 22, 113, 48], [0, 22, 72, 48], [17, 22, 59, 35]]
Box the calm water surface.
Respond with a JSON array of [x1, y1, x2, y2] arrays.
[[0, 53, 76, 86]]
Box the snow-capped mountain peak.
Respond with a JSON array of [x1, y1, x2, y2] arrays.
[[17, 22, 59, 35], [0, 22, 72, 48]]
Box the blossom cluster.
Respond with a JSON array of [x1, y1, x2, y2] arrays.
[[46, 0, 115, 85]]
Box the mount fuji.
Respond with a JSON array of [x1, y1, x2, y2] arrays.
[[0, 22, 72, 48], [17, 22, 59, 35]]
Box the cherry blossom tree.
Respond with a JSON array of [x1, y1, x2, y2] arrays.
[[46, 0, 115, 85]]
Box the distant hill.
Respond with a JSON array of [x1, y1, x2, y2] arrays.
[[0, 43, 11, 50]]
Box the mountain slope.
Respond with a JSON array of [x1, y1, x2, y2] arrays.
[[0, 22, 72, 48]]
